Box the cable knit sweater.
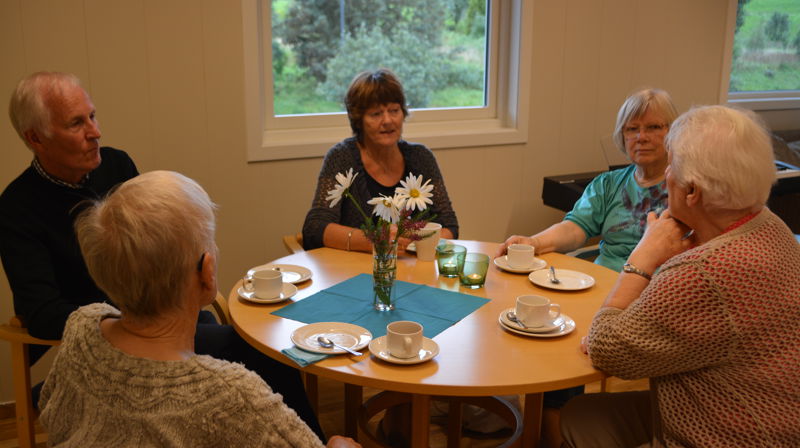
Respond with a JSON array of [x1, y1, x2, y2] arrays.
[[39, 303, 324, 447], [587, 209, 800, 447]]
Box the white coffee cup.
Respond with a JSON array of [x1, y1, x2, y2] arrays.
[[242, 269, 282, 299], [516, 295, 561, 328], [507, 244, 535, 269], [386, 321, 424, 359], [414, 222, 442, 261]]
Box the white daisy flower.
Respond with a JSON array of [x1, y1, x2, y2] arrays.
[[395, 172, 434, 211], [325, 168, 358, 207], [368, 194, 402, 223]]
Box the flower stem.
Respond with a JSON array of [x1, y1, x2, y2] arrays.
[[345, 191, 371, 223]]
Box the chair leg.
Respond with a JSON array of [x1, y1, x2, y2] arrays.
[[10, 340, 35, 448]]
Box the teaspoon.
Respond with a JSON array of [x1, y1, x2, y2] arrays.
[[506, 311, 530, 329], [549, 266, 561, 284], [316, 335, 362, 356]]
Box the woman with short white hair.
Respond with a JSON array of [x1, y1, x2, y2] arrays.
[[498, 88, 679, 272], [39, 171, 359, 448], [561, 106, 800, 447]]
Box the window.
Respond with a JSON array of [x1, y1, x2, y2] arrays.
[[725, 0, 800, 110], [242, 0, 531, 161]]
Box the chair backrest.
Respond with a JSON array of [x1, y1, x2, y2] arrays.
[[0, 316, 60, 448], [565, 244, 600, 261], [210, 291, 230, 325], [282, 233, 304, 254]]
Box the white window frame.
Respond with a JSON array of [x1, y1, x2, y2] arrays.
[[720, 0, 800, 111], [241, 0, 532, 161]]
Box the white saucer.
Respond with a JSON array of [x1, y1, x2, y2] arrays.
[[291, 322, 372, 355], [238, 283, 297, 304], [499, 308, 563, 333], [529, 269, 595, 291], [406, 242, 416, 253], [247, 264, 312, 284], [368, 335, 439, 365], [493, 256, 547, 274], [499, 314, 576, 338]]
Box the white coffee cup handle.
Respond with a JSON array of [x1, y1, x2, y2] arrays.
[[242, 275, 254, 292], [550, 304, 561, 320]]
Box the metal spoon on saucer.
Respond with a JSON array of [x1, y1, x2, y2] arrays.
[[549, 266, 561, 284], [506, 311, 530, 329], [317, 336, 362, 356]]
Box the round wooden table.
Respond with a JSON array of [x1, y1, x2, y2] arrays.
[[228, 240, 617, 447]]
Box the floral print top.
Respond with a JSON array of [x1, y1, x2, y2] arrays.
[[565, 164, 667, 272]]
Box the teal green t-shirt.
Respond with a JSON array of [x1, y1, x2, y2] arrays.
[[564, 165, 667, 272]]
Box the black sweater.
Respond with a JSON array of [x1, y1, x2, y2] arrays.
[[0, 147, 138, 339]]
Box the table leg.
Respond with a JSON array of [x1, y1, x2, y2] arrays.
[[410, 394, 431, 447], [522, 392, 543, 447], [344, 384, 363, 439], [446, 397, 463, 448]]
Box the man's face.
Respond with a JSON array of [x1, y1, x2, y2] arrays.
[[28, 83, 102, 184]]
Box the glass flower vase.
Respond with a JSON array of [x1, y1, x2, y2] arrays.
[[372, 240, 398, 311]]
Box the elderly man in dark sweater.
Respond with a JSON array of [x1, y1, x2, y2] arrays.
[[0, 72, 324, 440]]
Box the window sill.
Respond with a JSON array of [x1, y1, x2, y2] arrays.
[[248, 118, 528, 162], [727, 95, 800, 111]]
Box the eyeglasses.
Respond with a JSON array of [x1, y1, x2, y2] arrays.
[[623, 123, 668, 139]]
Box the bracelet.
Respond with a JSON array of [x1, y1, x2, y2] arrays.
[[346, 230, 353, 252], [622, 263, 652, 280]]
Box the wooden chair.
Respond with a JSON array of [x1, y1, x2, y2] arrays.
[[282, 233, 304, 254], [565, 244, 600, 261], [210, 291, 230, 325], [0, 316, 60, 448]]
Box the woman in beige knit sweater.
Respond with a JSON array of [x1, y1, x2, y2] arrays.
[[39, 171, 359, 448], [561, 106, 800, 447]]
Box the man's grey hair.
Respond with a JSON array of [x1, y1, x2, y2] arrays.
[[8, 71, 82, 150]]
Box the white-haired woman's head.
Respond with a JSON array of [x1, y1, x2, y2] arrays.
[[666, 105, 775, 212], [75, 171, 217, 319]]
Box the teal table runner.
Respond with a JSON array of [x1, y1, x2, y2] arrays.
[[273, 273, 490, 339]]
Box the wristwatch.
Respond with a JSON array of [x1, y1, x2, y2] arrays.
[[622, 263, 652, 280]]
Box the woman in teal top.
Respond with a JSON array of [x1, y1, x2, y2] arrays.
[[498, 88, 678, 272], [497, 89, 679, 447]]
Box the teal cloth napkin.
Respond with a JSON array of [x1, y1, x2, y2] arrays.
[[281, 346, 329, 367], [273, 274, 490, 366]]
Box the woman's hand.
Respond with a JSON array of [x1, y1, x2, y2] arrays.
[[627, 210, 694, 275], [495, 235, 536, 258], [327, 435, 362, 448], [396, 235, 412, 253]]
